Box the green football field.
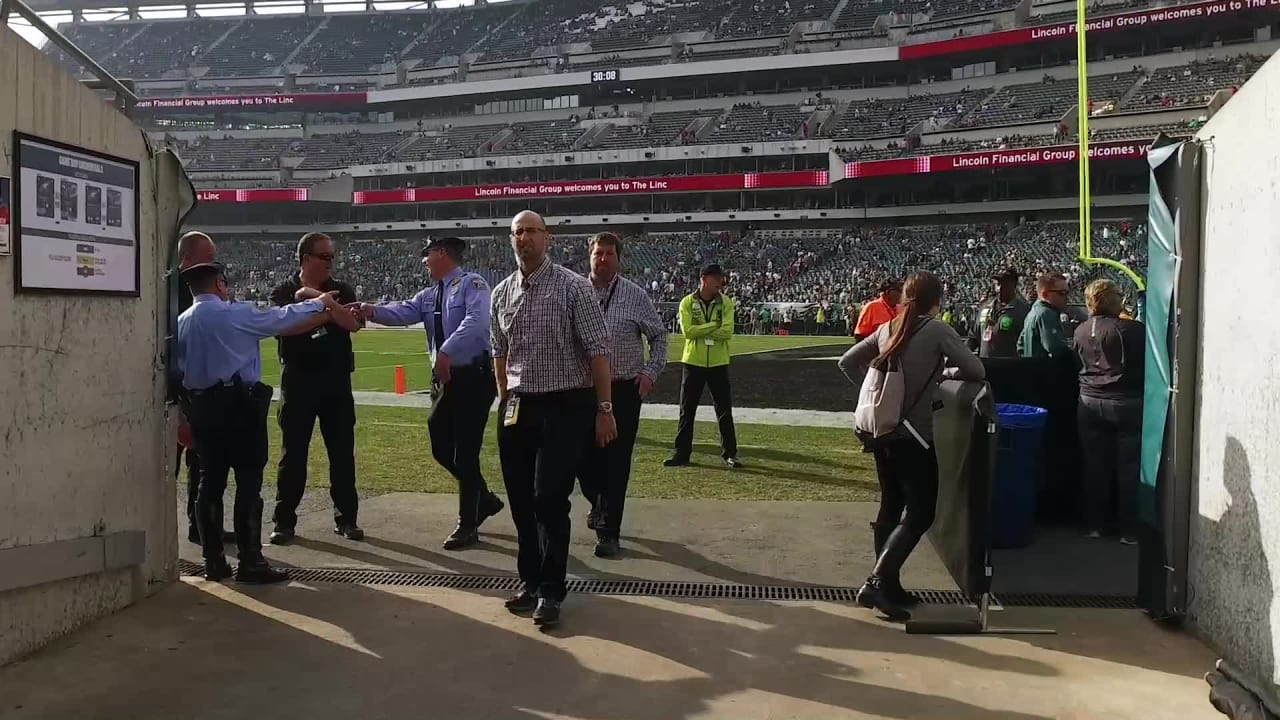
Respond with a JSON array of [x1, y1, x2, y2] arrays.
[[256, 330, 877, 502], [259, 329, 850, 393]]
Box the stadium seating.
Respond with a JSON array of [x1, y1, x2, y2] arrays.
[[591, 110, 713, 150], [501, 118, 587, 155], [399, 5, 514, 66], [199, 16, 325, 78], [290, 13, 428, 74], [826, 91, 984, 141], [702, 103, 808, 144], [170, 136, 294, 172], [954, 72, 1139, 129], [1121, 56, 1264, 110], [293, 131, 406, 170]]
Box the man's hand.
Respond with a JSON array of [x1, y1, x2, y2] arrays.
[[596, 412, 618, 447], [346, 302, 376, 321], [297, 287, 339, 301], [434, 352, 452, 384], [317, 290, 342, 309], [635, 374, 654, 398]]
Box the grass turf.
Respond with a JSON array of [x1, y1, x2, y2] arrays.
[[270, 404, 878, 503], [260, 329, 851, 394]]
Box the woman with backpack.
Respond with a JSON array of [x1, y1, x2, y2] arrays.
[[838, 271, 986, 620]]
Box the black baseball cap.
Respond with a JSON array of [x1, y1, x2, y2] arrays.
[[993, 267, 1021, 282], [701, 263, 726, 277], [422, 236, 466, 256], [878, 279, 902, 294]]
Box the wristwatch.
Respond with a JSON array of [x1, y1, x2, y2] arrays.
[[597, 401, 614, 415]]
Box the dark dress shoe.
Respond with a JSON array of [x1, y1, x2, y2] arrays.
[[478, 494, 505, 527], [856, 577, 910, 621], [334, 524, 365, 541], [203, 558, 234, 581], [594, 537, 620, 558], [443, 526, 479, 550], [504, 590, 538, 614], [235, 559, 289, 584], [532, 598, 562, 627], [663, 456, 689, 467], [269, 526, 295, 545]]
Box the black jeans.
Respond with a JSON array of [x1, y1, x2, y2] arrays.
[[273, 368, 358, 529], [673, 364, 738, 460], [430, 363, 498, 529], [498, 389, 595, 601], [870, 436, 940, 583], [188, 382, 273, 563], [577, 379, 642, 539], [1078, 394, 1142, 534]]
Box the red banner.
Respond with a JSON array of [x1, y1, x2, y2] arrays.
[[901, 0, 1278, 59], [135, 92, 368, 111], [353, 170, 830, 205], [845, 140, 1149, 178], [197, 188, 310, 203]]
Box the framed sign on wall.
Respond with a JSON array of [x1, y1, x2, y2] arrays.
[[12, 131, 141, 296]]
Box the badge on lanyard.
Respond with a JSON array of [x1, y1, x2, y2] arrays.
[[311, 326, 328, 340], [503, 396, 521, 427]]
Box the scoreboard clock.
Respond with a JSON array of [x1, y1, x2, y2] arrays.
[[590, 69, 620, 83]]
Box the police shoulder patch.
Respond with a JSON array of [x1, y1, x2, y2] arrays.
[[470, 276, 488, 291], [998, 314, 1014, 331]]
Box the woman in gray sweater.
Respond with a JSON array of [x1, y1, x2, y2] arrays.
[[838, 271, 986, 620]]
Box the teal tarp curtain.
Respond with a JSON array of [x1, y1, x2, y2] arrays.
[[1140, 140, 1182, 527]]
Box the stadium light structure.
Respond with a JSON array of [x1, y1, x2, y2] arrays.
[[0, 0, 137, 111], [1075, 0, 1146, 291]]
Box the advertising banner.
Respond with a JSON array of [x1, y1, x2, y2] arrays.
[[844, 140, 1148, 178], [0, 176, 10, 255], [196, 188, 310, 203], [134, 92, 368, 111], [901, 0, 1279, 59], [353, 170, 830, 205]]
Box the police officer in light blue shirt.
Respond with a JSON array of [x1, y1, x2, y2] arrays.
[[178, 261, 345, 582], [351, 237, 504, 550]]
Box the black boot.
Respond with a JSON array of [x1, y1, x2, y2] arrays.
[[856, 577, 911, 621], [870, 522, 916, 607], [235, 557, 289, 584], [443, 524, 479, 550], [203, 557, 234, 581], [195, 495, 226, 564], [477, 493, 505, 527]]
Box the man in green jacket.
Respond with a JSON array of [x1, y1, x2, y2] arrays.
[[1019, 272, 1071, 359], [665, 264, 742, 468]]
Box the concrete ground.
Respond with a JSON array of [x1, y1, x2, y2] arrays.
[[0, 578, 1219, 720], [179, 493, 958, 591], [178, 493, 1138, 596]]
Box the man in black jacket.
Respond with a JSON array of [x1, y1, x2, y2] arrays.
[[268, 232, 364, 543]]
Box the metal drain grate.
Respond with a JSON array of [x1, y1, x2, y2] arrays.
[[176, 560, 1136, 609]]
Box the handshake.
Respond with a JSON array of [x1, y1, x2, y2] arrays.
[[293, 287, 377, 322]]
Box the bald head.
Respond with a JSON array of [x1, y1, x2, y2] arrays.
[[177, 231, 216, 270], [509, 210, 550, 271]]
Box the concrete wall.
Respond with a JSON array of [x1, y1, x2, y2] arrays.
[[1190, 51, 1280, 698], [0, 25, 179, 665]]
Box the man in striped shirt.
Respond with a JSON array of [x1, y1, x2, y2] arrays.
[[576, 232, 667, 558], [491, 210, 617, 627]]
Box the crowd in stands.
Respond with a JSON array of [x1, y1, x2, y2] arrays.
[[50, 0, 1221, 82], [216, 220, 1147, 335]]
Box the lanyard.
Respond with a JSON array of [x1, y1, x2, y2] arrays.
[[600, 280, 620, 316]]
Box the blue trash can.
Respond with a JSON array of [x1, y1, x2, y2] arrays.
[[991, 403, 1049, 549]]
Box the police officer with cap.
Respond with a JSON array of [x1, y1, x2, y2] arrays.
[[973, 267, 1031, 358], [177, 260, 345, 582], [351, 237, 505, 550]]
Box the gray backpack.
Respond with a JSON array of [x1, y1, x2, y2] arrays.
[[854, 319, 938, 449]]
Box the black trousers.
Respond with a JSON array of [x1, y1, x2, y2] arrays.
[[577, 379, 642, 539], [429, 363, 497, 528], [498, 388, 595, 601], [273, 368, 358, 529], [870, 436, 939, 583], [672, 364, 738, 460], [1078, 394, 1142, 534], [188, 382, 274, 563]]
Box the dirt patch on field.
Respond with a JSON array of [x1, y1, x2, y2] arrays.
[[649, 343, 856, 412]]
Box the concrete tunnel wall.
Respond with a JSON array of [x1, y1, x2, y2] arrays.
[[1190, 51, 1280, 699], [0, 24, 179, 665]]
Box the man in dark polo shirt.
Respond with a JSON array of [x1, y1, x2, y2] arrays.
[[268, 232, 364, 543]]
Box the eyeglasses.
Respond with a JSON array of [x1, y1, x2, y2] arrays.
[[307, 252, 335, 261]]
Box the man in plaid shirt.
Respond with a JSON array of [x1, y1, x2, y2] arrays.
[[491, 210, 617, 628], [576, 232, 667, 558]]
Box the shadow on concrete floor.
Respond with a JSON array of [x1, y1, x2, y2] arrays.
[[0, 578, 1219, 720]]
